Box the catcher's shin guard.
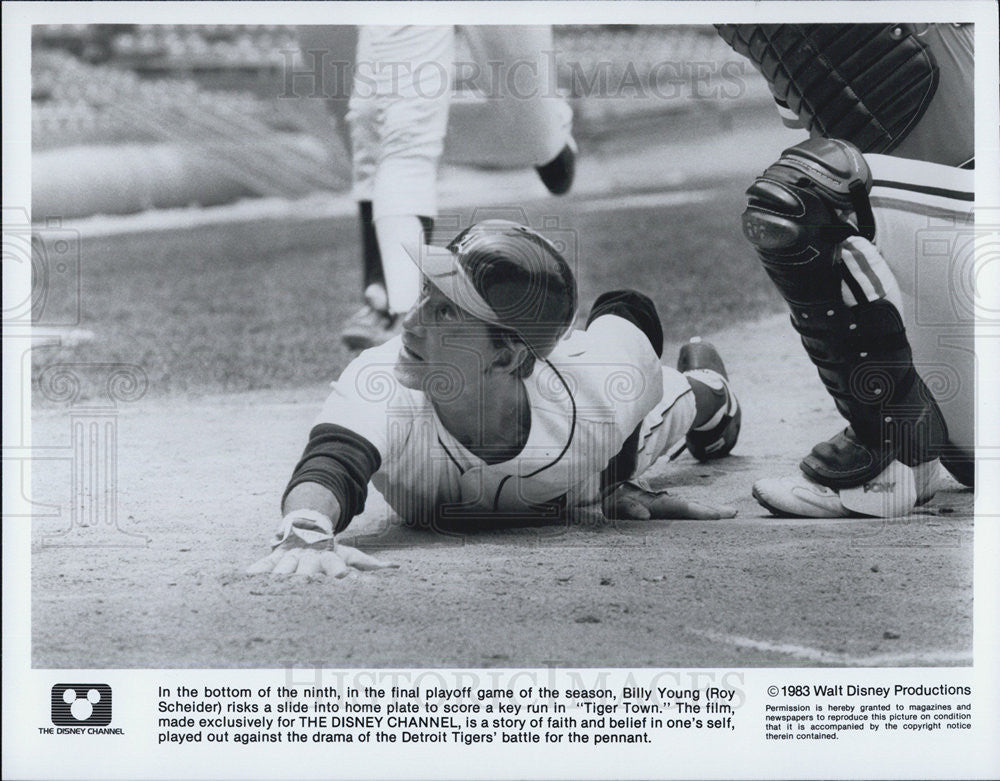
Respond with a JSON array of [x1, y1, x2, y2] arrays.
[[742, 138, 947, 489]]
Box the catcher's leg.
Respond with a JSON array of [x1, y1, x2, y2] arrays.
[[866, 154, 976, 486], [742, 138, 948, 517]]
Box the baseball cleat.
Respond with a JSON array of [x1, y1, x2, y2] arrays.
[[339, 305, 401, 351], [677, 337, 741, 460], [535, 137, 577, 196], [940, 448, 974, 487], [753, 460, 943, 518], [752, 474, 850, 517]]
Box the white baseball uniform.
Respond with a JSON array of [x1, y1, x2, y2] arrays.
[[837, 156, 976, 456], [349, 25, 574, 221], [315, 314, 696, 525], [348, 26, 455, 221], [447, 26, 573, 168], [347, 25, 574, 316]]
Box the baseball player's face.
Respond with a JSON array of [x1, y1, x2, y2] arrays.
[[394, 280, 501, 399]]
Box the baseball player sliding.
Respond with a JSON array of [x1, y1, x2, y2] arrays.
[[297, 25, 577, 351], [717, 23, 974, 517], [249, 220, 741, 576]]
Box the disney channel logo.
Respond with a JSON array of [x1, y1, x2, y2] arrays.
[[48, 684, 122, 734]]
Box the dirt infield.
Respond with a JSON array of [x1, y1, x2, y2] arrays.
[[30, 314, 973, 669]]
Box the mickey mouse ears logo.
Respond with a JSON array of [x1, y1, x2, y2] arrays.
[[51, 683, 112, 726]]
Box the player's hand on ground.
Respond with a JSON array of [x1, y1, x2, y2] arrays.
[[246, 538, 398, 578], [607, 482, 737, 520], [246, 506, 399, 577]]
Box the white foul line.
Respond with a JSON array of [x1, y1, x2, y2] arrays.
[[576, 188, 718, 214], [65, 185, 721, 239], [688, 628, 971, 667]]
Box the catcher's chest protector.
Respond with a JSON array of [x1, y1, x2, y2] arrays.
[[716, 24, 939, 154]]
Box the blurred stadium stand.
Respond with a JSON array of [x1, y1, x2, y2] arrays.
[[32, 25, 769, 219]]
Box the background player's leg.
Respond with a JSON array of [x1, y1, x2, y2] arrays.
[[355, 203, 433, 311], [373, 215, 424, 317], [451, 25, 575, 192], [340, 51, 383, 347], [340, 214, 437, 351], [295, 27, 381, 310], [358, 201, 385, 302], [341, 97, 393, 349], [341, 26, 453, 350], [368, 82, 451, 317]]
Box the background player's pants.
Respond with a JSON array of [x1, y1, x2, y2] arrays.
[[349, 25, 574, 217], [348, 27, 454, 313], [841, 154, 975, 460], [446, 26, 573, 168], [349, 26, 454, 221], [347, 25, 573, 314]]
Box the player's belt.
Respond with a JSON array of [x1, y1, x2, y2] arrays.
[[717, 24, 939, 154]]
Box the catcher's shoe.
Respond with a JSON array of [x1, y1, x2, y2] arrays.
[[677, 337, 741, 460], [940, 448, 974, 487], [535, 137, 577, 196], [339, 305, 401, 351], [752, 459, 942, 518]]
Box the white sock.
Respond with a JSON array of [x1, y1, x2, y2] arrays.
[[374, 215, 424, 315]]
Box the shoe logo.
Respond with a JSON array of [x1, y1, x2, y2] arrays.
[[863, 481, 896, 494]]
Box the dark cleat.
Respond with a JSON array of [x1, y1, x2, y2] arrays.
[[677, 337, 741, 460], [339, 305, 401, 351], [535, 138, 577, 196]]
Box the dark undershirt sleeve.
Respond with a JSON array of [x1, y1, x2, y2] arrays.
[[281, 423, 382, 533], [585, 289, 664, 358]]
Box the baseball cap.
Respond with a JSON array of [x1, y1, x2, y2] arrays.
[[409, 220, 578, 357]]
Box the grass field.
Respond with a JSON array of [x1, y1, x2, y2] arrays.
[[32, 173, 783, 398]]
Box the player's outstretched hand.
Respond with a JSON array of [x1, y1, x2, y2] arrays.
[[246, 539, 398, 578], [607, 482, 737, 521]]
